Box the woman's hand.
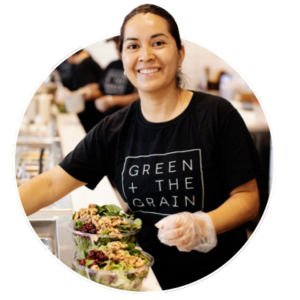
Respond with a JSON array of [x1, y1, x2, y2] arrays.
[[77, 83, 102, 101], [155, 211, 217, 253], [155, 179, 259, 253], [55, 85, 71, 104], [95, 95, 114, 112]]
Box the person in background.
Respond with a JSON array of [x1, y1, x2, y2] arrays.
[[65, 49, 104, 133], [80, 36, 140, 116], [55, 60, 74, 91]]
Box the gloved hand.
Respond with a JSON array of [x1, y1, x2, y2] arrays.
[[155, 211, 217, 253]]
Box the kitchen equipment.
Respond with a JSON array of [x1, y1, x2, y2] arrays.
[[64, 93, 85, 114], [29, 219, 59, 258], [38, 148, 45, 174], [38, 93, 52, 124], [25, 95, 38, 122]]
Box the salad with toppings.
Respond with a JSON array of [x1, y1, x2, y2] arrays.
[[73, 241, 154, 291], [69, 205, 142, 252], [72, 204, 134, 220]]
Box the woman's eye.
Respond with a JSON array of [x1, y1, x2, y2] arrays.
[[128, 44, 138, 50], [154, 41, 164, 46]]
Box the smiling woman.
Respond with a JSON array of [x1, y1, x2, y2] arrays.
[[119, 7, 191, 123], [18, 4, 266, 291]]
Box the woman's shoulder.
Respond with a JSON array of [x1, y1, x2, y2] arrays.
[[94, 101, 139, 132], [191, 91, 236, 117]]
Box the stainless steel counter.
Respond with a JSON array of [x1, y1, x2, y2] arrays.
[[25, 111, 162, 291], [28, 213, 75, 268]]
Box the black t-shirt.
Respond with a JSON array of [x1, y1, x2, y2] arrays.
[[99, 59, 135, 96], [68, 56, 104, 133], [55, 60, 73, 90], [59, 91, 266, 289], [70, 56, 103, 91], [98, 59, 136, 117]]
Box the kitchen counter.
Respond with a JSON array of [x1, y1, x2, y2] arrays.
[[28, 110, 162, 292], [28, 213, 161, 292]]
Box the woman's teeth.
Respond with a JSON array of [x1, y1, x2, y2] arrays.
[[139, 68, 159, 74]]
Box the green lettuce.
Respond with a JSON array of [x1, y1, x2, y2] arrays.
[[74, 220, 83, 229], [85, 259, 95, 267], [76, 236, 92, 252], [95, 204, 134, 219], [116, 218, 142, 233]]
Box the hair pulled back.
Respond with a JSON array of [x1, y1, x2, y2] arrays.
[[119, 4, 184, 87]]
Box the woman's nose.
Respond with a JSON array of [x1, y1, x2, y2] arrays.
[[139, 46, 154, 62]]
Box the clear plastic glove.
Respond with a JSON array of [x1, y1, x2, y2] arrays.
[[155, 211, 217, 253]]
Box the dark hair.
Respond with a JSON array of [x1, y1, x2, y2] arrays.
[[119, 4, 184, 87]]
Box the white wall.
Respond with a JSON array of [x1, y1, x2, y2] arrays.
[[85, 40, 119, 69]]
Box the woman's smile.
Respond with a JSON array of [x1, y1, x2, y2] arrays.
[[138, 67, 161, 75]]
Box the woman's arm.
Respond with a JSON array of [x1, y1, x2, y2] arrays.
[[155, 178, 260, 252], [18, 165, 87, 216], [109, 93, 140, 107], [95, 93, 140, 112], [206, 178, 260, 235], [77, 83, 103, 101]]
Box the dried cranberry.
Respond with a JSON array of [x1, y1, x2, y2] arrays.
[[99, 255, 108, 261], [77, 259, 86, 265]]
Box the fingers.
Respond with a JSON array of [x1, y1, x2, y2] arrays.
[[160, 231, 195, 249], [155, 219, 164, 229], [157, 226, 185, 241]]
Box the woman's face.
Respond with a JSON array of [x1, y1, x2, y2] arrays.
[[122, 13, 184, 95]]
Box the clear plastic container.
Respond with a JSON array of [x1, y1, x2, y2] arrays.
[[64, 93, 85, 114], [69, 217, 141, 252], [73, 249, 154, 291]]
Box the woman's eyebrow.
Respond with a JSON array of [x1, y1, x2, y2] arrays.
[[151, 33, 168, 39], [124, 37, 138, 42], [124, 33, 168, 42]]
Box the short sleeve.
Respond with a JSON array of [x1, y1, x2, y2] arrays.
[[59, 121, 109, 189], [218, 108, 266, 193]]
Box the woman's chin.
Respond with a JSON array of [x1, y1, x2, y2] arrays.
[[137, 82, 174, 95]]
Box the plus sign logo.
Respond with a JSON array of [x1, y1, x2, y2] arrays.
[[121, 149, 205, 216]]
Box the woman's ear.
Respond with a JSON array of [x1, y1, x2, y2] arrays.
[[178, 44, 185, 68]]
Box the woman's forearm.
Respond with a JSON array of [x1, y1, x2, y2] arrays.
[[86, 86, 102, 100], [206, 179, 260, 235], [111, 93, 140, 107], [18, 165, 86, 216], [78, 83, 103, 101], [18, 172, 56, 216]]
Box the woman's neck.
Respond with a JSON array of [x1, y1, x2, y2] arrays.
[[139, 88, 193, 123]]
